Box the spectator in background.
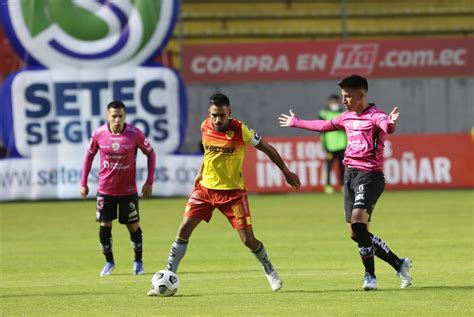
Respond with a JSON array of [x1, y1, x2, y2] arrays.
[[319, 94, 347, 194]]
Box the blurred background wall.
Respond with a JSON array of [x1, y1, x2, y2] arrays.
[[172, 0, 473, 152], [0, 0, 472, 199], [2, 0, 473, 154]]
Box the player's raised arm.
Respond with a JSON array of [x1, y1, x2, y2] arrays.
[[389, 107, 400, 124], [255, 138, 301, 189], [377, 107, 400, 134], [279, 109, 339, 132], [278, 109, 296, 127]]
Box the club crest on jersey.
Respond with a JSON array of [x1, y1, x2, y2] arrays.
[[112, 142, 120, 152], [226, 131, 235, 140]]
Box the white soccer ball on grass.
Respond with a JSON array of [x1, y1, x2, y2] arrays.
[[150, 270, 179, 297]]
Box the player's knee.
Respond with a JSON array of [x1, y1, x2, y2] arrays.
[[126, 222, 139, 233], [351, 222, 368, 237], [241, 234, 259, 249], [351, 208, 368, 223]]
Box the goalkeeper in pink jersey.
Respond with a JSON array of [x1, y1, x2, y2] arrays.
[[80, 101, 156, 277], [279, 75, 411, 290]]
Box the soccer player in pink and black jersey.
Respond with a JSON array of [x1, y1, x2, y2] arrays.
[[80, 101, 156, 277], [279, 75, 411, 290]]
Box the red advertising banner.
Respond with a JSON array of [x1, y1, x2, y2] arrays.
[[242, 133, 473, 193], [183, 38, 474, 83]]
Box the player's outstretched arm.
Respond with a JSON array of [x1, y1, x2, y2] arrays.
[[389, 106, 400, 124], [255, 138, 301, 189], [278, 109, 297, 127], [378, 106, 400, 134], [279, 109, 338, 132]]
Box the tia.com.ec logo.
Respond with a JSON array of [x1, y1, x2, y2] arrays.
[[1, 0, 178, 68]]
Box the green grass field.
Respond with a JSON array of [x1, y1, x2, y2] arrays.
[[1, 190, 472, 316]]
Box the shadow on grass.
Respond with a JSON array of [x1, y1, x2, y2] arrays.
[[1, 291, 203, 299], [285, 285, 474, 294], [0, 291, 117, 298], [112, 269, 259, 276]]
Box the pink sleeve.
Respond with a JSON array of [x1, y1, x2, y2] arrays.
[[80, 152, 95, 187], [137, 132, 156, 185], [145, 150, 156, 185], [374, 113, 396, 134], [289, 116, 340, 132], [80, 135, 99, 187]]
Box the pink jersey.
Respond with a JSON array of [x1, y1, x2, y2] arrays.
[[80, 123, 156, 196], [290, 104, 395, 172]]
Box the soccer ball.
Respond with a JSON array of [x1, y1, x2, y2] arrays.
[[150, 270, 179, 297]]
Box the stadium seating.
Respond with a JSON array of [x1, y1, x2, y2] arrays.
[[168, 0, 474, 69]]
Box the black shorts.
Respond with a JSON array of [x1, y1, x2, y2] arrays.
[[343, 168, 385, 223], [96, 192, 140, 224]]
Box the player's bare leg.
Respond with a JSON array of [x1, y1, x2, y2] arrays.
[[126, 222, 144, 275], [347, 221, 412, 289], [350, 209, 377, 290], [237, 227, 282, 291], [166, 216, 202, 273], [99, 221, 114, 277]]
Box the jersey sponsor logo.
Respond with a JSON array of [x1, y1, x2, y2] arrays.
[[204, 144, 235, 154], [331, 43, 379, 76], [226, 130, 235, 140], [103, 161, 110, 168], [355, 193, 365, 201]]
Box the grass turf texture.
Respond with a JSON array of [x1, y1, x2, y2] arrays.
[[1, 190, 472, 316]]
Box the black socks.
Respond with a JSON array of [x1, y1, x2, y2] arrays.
[[351, 232, 402, 271], [351, 223, 375, 277], [130, 227, 143, 262], [99, 226, 114, 263]]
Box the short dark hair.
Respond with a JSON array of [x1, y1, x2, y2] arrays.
[[209, 93, 230, 107], [328, 94, 340, 101], [107, 100, 126, 110], [338, 75, 368, 91]]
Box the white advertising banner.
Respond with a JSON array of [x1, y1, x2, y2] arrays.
[[0, 154, 202, 201], [0, 0, 189, 201]]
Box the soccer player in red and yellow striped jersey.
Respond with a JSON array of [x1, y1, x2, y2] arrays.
[[149, 93, 300, 295]]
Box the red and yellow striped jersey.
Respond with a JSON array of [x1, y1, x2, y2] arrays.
[[200, 118, 260, 190]]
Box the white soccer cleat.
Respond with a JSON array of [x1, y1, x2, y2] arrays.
[[397, 258, 412, 289], [265, 270, 282, 291], [147, 288, 159, 296], [100, 262, 115, 277], [362, 272, 378, 291], [133, 260, 144, 275]]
